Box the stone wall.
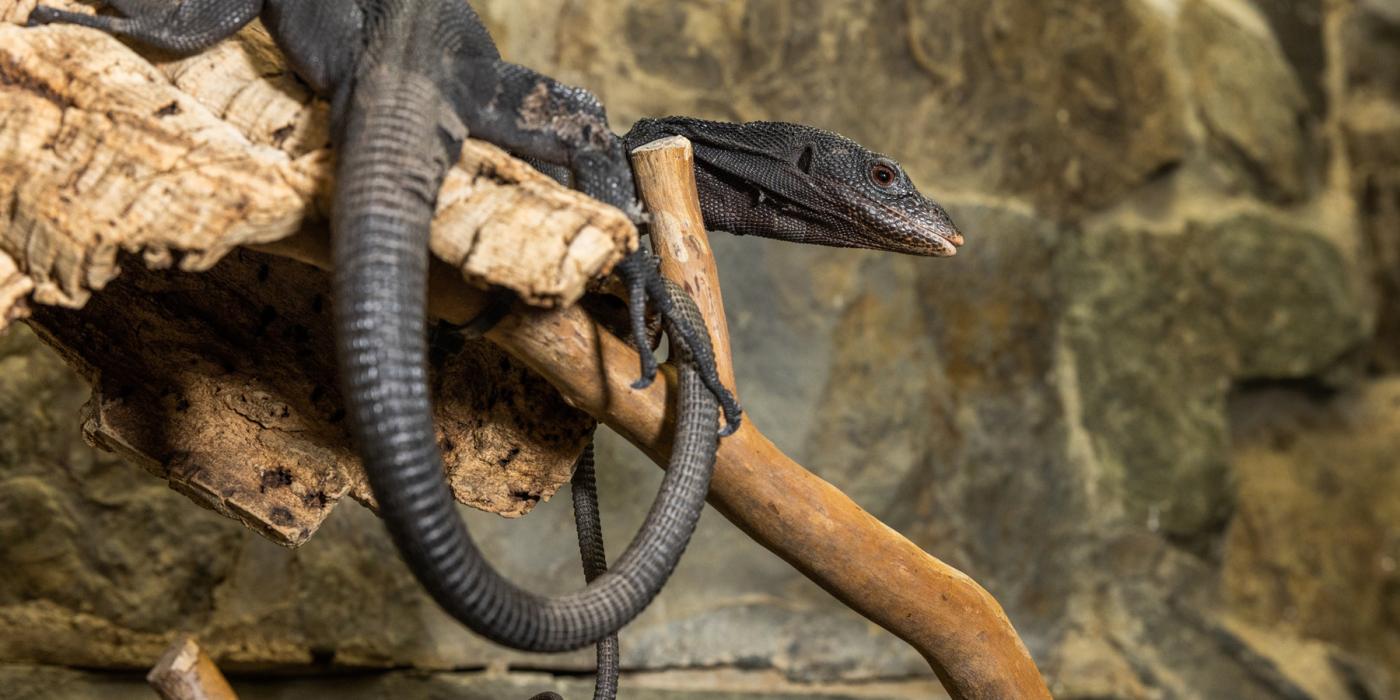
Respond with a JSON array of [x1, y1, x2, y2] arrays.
[[1, 1, 1398, 698]]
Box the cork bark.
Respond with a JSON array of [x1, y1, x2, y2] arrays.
[[0, 2, 638, 545]]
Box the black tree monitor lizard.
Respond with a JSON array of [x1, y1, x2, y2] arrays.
[[28, 0, 734, 656], [28, 3, 965, 699]]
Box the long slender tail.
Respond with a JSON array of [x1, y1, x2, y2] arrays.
[[570, 442, 620, 700], [332, 68, 719, 652]]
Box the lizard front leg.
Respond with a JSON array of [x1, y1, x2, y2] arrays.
[[452, 60, 742, 434], [29, 0, 261, 54]]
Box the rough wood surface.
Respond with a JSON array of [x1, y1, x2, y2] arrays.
[[26, 248, 594, 546], [0, 4, 634, 543], [0, 1, 635, 320], [630, 137, 739, 398], [147, 635, 239, 700]]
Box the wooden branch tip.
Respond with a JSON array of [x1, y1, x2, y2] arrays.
[[147, 635, 239, 700], [629, 136, 738, 394]]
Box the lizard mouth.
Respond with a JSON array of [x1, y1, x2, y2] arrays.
[[898, 210, 963, 257], [854, 192, 963, 257], [934, 222, 964, 256]]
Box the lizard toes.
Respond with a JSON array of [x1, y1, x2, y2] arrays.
[[27, 7, 68, 26]]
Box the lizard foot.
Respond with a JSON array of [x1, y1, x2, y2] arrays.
[[28, 6, 104, 28], [27, 0, 260, 54], [617, 249, 742, 436]]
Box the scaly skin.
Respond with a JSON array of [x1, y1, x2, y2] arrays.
[[27, 0, 725, 676], [624, 117, 964, 256]]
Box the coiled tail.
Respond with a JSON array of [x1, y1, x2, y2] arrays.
[[332, 68, 719, 652]]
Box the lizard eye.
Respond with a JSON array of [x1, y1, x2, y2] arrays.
[[869, 161, 899, 189]]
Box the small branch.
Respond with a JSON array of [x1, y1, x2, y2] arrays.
[[147, 635, 239, 700], [630, 136, 739, 395]]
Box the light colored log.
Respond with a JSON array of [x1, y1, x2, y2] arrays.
[[147, 635, 239, 700], [0, 10, 627, 542], [629, 136, 738, 396], [0, 10, 635, 324]]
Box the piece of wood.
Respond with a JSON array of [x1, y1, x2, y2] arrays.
[[630, 136, 738, 396], [147, 635, 239, 700], [26, 248, 592, 546], [0, 9, 626, 542], [631, 138, 1054, 699], [0, 9, 635, 325]]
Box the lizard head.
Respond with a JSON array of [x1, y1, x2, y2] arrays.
[[629, 118, 964, 257]]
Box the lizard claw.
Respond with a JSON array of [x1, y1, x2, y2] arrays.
[[618, 251, 662, 389], [617, 249, 742, 436]]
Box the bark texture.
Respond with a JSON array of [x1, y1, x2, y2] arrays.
[[0, 2, 636, 543]]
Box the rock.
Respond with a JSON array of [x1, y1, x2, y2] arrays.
[[1226, 379, 1400, 676], [1341, 0, 1400, 372], [1179, 0, 1320, 202], [0, 664, 951, 699], [1059, 215, 1364, 544], [528, 0, 1189, 220], [1251, 0, 1327, 114]]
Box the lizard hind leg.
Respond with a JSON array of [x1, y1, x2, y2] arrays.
[[28, 0, 261, 54], [638, 258, 743, 436]]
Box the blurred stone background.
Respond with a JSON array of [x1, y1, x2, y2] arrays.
[[2, 0, 1399, 698]]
